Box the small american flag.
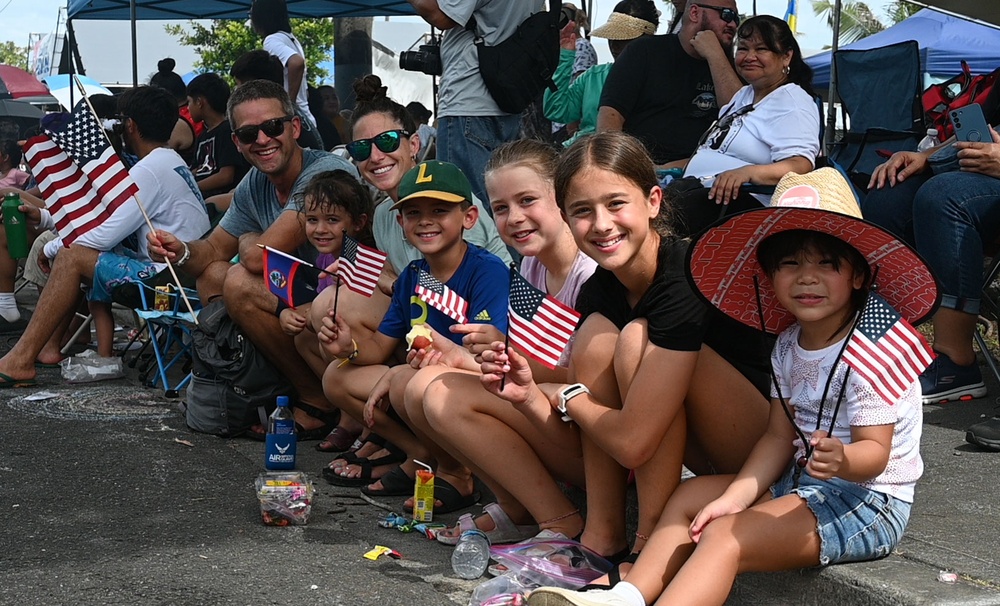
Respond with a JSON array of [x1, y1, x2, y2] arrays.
[[842, 293, 935, 405], [414, 267, 468, 324], [22, 99, 138, 247], [338, 234, 387, 297], [507, 270, 580, 369]]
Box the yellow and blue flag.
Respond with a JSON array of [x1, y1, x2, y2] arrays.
[[784, 0, 797, 33]]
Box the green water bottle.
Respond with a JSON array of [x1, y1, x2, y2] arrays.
[[2, 192, 28, 260]]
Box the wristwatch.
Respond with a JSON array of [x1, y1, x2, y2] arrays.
[[557, 383, 589, 422]]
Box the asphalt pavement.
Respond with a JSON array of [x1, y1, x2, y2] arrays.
[[2, 292, 1000, 605]]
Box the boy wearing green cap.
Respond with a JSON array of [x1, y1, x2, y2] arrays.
[[319, 161, 509, 501]]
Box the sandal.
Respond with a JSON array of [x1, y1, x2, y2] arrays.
[[315, 426, 363, 453], [322, 442, 406, 483], [359, 465, 415, 496], [409, 476, 480, 513], [293, 402, 340, 441], [324, 454, 402, 487], [437, 502, 539, 546]]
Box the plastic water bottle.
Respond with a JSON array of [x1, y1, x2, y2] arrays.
[[2, 192, 28, 259], [917, 128, 939, 152], [451, 529, 491, 579], [265, 396, 297, 470]]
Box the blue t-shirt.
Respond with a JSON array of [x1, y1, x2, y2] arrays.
[[378, 244, 510, 344]]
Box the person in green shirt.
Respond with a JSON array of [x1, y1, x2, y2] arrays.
[[543, 0, 659, 147]]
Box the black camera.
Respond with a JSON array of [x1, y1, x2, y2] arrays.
[[399, 43, 442, 76]]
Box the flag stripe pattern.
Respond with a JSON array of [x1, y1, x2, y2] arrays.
[[414, 267, 468, 324], [507, 271, 581, 369], [842, 294, 935, 405], [22, 99, 137, 247], [262, 246, 320, 308], [338, 234, 387, 297]]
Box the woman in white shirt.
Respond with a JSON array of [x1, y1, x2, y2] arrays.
[[666, 15, 820, 237]]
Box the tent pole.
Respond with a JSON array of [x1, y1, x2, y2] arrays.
[[68, 20, 75, 109], [131, 0, 138, 86], [824, 0, 842, 156]]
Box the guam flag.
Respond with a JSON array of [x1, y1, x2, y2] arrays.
[[262, 246, 321, 308]]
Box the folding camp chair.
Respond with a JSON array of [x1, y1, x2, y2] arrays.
[[976, 252, 1000, 386], [122, 281, 200, 398], [829, 41, 925, 182]]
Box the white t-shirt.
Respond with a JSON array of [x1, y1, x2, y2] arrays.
[[263, 32, 316, 127], [437, 0, 541, 117], [45, 147, 211, 264], [771, 324, 923, 502], [684, 83, 820, 200]]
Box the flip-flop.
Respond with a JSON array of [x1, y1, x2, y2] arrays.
[[0, 372, 36, 388], [360, 465, 416, 497], [34, 360, 62, 369], [315, 426, 363, 453], [325, 455, 404, 487], [409, 476, 480, 514]]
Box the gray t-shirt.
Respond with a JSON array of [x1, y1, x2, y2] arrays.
[[220, 149, 358, 261], [372, 190, 512, 274], [437, 0, 540, 117]]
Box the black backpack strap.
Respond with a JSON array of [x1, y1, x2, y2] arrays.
[[465, 0, 560, 43]]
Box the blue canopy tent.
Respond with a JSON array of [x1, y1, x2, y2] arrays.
[[66, 0, 416, 87], [807, 8, 1000, 90]]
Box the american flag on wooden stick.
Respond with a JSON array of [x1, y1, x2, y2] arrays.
[[842, 293, 935, 405], [22, 99, 137, 247], [414, 267, 468, 324], [338, 234, 386, 297], [507, 270, 580, 369]]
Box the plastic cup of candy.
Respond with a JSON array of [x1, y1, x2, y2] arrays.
[[256, 471, 314, 526]]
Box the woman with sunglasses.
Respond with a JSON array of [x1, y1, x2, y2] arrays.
[[664, 15, 819, 238], [312, 75, 510, 456]]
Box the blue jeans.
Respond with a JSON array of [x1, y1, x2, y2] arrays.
[[437, 115, 522, 212], [862, 171, 1000, 314]]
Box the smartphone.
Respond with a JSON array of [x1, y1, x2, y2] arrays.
[[950, 103, 993, 143]]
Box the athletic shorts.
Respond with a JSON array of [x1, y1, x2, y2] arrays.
[[89, 252, 161, 303]]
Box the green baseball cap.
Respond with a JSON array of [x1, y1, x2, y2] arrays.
[[391, 160, 473, 210]]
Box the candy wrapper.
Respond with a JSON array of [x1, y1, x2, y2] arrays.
[[256, 471, 314, 526]]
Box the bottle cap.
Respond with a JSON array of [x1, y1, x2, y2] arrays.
[[276, 395, 289, 407]]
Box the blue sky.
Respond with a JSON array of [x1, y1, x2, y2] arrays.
[[0, 0, 902, 58]]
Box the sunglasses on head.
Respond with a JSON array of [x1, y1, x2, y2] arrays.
[[694, 3, 740, 24], [233, 116, 294, 144], [346, 129, 411, 161]]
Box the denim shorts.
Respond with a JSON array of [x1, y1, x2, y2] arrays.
[[770, 465, 911, 566], [89, 252, 160, 303]]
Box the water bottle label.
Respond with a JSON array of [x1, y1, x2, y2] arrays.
[[271, 419, 295, 435]]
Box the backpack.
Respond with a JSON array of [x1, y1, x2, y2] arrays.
[[923, 60, 1000, 142], [185, 299, 294, 437], [467, 0, 561, 115]]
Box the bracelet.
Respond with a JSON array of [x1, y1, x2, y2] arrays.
[[336, 339, 360, 368], [175, 240, 191, 267]]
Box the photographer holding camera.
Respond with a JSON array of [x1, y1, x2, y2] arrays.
[[406, 0, 543, 210]]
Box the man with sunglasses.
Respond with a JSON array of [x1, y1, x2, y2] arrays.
[[148, 79, 358, 438], [597, 0, 742, 165]]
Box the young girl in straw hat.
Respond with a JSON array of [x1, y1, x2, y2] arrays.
[[525, 167, 939, 606]]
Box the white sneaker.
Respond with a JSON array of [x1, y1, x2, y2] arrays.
[[527, 587, 632, 606]]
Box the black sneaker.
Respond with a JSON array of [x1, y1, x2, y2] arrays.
[[967, 417, 1000, 451], [919, 353, 987, 404]]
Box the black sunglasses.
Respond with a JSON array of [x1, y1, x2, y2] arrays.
[[233, 116, 295, 144], [346, 129, 411, 161], [694, 3, 740, 24]]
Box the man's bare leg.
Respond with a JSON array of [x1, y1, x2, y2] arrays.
[[0, 246, 99, 381]]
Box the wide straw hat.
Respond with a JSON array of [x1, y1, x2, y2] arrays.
[[687, 167, 939, 334], [591, 12, 658, 40]]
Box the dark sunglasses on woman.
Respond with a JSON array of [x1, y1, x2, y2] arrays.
[[346, 129, 411, 162], [694, 3, 740, 24], [233, 116, 295, 144]]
